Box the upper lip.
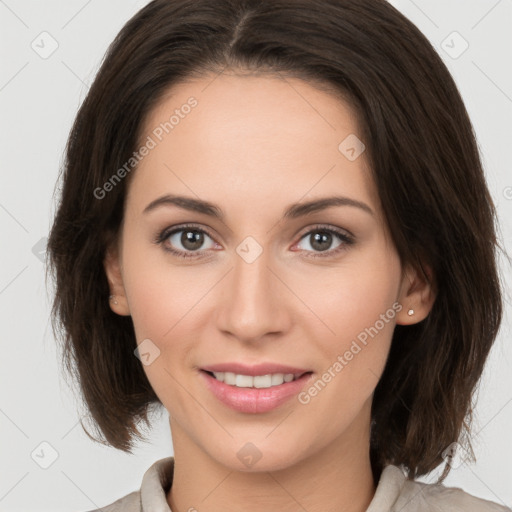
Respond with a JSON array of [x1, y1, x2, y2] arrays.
[[201, 362, 312, 377]]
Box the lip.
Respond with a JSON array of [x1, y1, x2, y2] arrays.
[[200, 362, 311, 377], [199, 368, 314, 414]]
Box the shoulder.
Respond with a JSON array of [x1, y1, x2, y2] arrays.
[[395, 470, 511, 511], [80, 456, 174, 512], [83, 490, 141, 512]]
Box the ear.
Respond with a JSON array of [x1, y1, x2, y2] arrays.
[[103, 241, 131, 316], [395, 261, 436, 325]]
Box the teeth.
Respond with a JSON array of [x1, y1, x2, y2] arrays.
[[211, 371, 298, 388]]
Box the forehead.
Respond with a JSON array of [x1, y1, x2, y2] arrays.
[[126, 72, 380, 220]]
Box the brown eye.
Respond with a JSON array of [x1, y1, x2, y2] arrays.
[[295, 226, 354, 258], [156, 224, 218, 259]]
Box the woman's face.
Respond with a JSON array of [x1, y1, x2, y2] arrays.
[[106, 72, 430, 471]]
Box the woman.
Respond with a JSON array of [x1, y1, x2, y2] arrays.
[[46, 0, 510, 510]]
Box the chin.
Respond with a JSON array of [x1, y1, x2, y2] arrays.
[[207, 438, 308, 473]]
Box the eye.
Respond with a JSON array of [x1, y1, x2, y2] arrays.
[[155, 224, 218, 259], [154, 223, 355, 260], [294, 225, 354, 258]]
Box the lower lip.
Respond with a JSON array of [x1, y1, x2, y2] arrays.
[[199, 370, 313, 414]]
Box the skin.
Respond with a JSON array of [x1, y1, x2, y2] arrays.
[[104, 71, 435, 512]]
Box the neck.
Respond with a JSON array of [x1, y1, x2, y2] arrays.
[[166, 406, 376, 512]]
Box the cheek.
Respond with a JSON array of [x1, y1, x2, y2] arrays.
[[294, 248, 401, 346], [120, 240, 202, 401], [123, 256, 198, 410], [121, 233, 200, 340], [295, 296, 398, 450], [293, 248, 401, 404]]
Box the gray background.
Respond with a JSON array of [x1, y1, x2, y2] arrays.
[[0, 0, 511, 510]]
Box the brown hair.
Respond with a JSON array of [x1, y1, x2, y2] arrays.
[[46, 0, 505, 483]]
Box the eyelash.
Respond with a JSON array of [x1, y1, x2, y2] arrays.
[[154, 223, 355, 260]]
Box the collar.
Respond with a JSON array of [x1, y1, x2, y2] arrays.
[[139, 457, 407, 511]]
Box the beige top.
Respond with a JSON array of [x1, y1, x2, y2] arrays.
[[86, 457, 511, 512]]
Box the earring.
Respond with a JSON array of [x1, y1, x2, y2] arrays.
[[407, 308, 414, 316], [109, 295, 118, 305]]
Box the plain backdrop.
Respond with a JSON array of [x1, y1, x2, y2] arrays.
[[0, 0, 511, 510]]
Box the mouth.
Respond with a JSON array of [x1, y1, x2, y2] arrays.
[[199, 367, 314, 414]]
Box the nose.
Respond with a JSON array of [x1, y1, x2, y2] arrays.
[[215, 243, 292, 343]]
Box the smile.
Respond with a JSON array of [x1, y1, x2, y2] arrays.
[[199, 369, 314, 413]]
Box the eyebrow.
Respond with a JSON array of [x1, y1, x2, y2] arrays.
[[142, 194, 374, 219]]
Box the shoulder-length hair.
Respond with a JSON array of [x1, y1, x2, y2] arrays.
[[46, 0, 504, 483]]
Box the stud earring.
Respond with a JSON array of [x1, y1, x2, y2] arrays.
[[407, 308, 414, 316], [109, 295, 118, 305]]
